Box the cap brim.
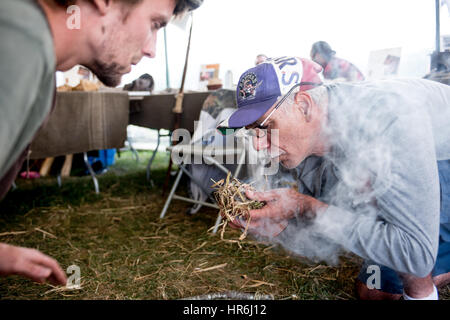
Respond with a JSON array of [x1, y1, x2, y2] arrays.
[[216, 97, 277, 134]]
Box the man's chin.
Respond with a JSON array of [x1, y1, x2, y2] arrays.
[[280, 156, 301, 169], [97, 73, 122, 87], [280, 160, 294, 169], [88, 61, 125, 87]]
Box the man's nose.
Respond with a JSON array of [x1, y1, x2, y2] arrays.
[[142, 33, 157, 59], [252, 135, 270, 151]]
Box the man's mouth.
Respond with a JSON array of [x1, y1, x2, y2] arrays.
[[131, 56, 142, 66], [268, 148, 286, 159], [124, 60, 140, 74]]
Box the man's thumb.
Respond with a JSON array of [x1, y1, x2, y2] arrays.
[[246, 189, 272, 202]]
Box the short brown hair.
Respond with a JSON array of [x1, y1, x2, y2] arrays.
[[54, 0, 141, 5], [173, 0, 203, 16], [54, 0, 202, 16]]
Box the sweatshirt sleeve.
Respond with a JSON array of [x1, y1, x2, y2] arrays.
[[314, 110, 441, 277], [0, 19, 47, 178]]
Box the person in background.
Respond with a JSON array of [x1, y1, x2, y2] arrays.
[[0, 0, 202, 287], [123, 73, 155, 93], [255, 54, 268, 66], [310, 41, 365, 82]]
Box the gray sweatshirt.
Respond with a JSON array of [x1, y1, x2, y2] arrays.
[[299, 79, 450, 277], [0, 0, 55, 185]]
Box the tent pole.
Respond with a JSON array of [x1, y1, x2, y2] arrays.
[[162, 14, 194, 196], [436, 0, 441, 53], [164, 28, 170, 90]]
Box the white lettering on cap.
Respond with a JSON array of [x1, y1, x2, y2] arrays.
[[270, 56, 303, 95]]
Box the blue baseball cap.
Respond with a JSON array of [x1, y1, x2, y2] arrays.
[[217, 56, 323, 134]]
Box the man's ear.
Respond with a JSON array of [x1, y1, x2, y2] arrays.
[[91, 0, 112, 16], [294, 92, 313, 122]]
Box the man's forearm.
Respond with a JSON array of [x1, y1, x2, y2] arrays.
[[313, 205, 436, 277]]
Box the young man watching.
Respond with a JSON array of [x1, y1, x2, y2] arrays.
[[0, 0, 202, 286]]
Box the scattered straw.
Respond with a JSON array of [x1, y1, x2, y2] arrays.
[[42, 283, 83, 296], [0, 231, 27, 237], [193, 263, 227, 273], [241, 279, 275, 288], [181, 291, 274, 300], [189, 241, 207, 253], [0, 151, 366, 300], [273, 267, 337, 281], [34, 227, 57, 239]]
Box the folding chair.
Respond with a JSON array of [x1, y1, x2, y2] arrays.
[[128, 91, 210, 186], [160, 141, 246, 233]]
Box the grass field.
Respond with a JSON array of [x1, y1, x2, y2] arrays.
[[0, 151, 448, 300]]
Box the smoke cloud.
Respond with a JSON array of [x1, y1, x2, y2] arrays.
[[243, 79, 450, 266]]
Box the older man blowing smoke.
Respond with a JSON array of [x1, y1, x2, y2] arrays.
[[218, 56, 450, 300]]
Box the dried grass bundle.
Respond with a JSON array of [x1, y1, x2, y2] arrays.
[[212, 173, 264, 243]]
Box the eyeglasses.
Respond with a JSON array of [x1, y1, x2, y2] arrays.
[[245, 127, 268, 138], [245, 81, 321, 138]]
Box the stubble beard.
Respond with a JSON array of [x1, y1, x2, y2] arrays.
[[280, 152, 309, 170], [88, 60, 123, 87], [88, 33, 128, 87]]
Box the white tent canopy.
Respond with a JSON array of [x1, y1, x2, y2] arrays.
[[121, 0, 449, 92]]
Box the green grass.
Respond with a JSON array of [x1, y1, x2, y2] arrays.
[[0, 151, 448, 300]]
